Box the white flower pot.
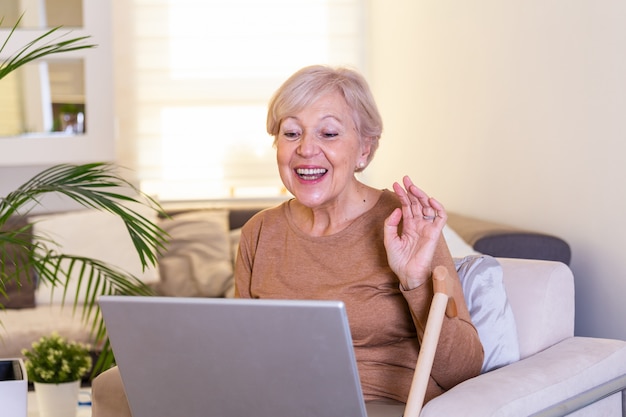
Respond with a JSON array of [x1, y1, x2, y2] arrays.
[[0, 359, 27, 417], [34, 380, 80, 417]]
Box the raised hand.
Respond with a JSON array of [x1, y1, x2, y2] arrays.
[[383, 176, 447, 290]]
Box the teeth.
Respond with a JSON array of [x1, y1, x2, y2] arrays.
[[296, 168, 327, 175], [296, 168, 328, 180]]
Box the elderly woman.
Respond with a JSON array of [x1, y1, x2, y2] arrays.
[[234, 65, 483, 404]]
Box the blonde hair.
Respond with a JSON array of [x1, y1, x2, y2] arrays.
[[267, 65, 383, 170]]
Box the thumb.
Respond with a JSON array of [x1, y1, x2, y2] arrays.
[[383, 208, 402, 241]]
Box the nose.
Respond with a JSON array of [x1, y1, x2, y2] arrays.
[[296, 130, 318, 157]]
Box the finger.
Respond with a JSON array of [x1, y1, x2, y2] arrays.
[[393, 181, 419, 220], [401, 176, 426, 218], [414, 189, 434, 217], [403, 176, 436, 220], [403, 176, 428, 202], [424, 198, 447, 231], [429, 197, 447, 223]]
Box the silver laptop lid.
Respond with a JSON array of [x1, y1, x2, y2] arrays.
[[99, 296, 386, 417]]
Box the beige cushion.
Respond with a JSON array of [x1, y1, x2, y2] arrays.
[[155, 210, 233, 298], [31, 204, 159, 305], [500, 258, 574, 358], [443, 225, 480, 258]]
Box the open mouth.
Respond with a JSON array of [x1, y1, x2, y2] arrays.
[[295, 168, 328, 181]]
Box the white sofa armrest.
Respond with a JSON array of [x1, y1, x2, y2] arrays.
[[421, 336, 626, 417], [498, 258, 575, 358]]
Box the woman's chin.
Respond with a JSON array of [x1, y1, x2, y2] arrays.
[[291, 190, 329, 208]]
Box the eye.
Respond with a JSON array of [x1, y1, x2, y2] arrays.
[[321, 131, 339, 139], [282, 130, 301, 141]]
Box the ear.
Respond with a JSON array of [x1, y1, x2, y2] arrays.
[[358, 137, 373, 166]]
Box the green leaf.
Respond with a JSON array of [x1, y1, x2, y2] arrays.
[[0, 13, 96, 80]]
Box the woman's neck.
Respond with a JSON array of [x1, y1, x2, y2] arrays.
[[289, 184, 382, 237]]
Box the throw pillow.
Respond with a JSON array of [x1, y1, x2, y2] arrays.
[[455, 254, 520, 373], [443, 225, 480, 258], [224, 228, 243, 298], [31, 204, 159, 305], [1, 216, 36, 309], [1, 272, 36, 309], [156, 210, 234, 298]]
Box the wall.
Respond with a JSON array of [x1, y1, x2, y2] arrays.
[[365, 0, 626, 340]]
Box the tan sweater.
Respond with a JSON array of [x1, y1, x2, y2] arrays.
[[234, 190, 483, 404]]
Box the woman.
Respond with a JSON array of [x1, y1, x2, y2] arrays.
[[234, 65, 483, 404]]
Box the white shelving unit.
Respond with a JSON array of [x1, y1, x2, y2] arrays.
[[0, 0, 114, 166]]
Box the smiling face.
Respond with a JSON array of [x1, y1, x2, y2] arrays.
[[276, 92, 371, 209]]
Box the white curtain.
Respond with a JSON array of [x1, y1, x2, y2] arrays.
[[113, 0, 367, 201]]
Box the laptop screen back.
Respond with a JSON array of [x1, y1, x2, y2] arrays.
[[99, 296, 370, 417]]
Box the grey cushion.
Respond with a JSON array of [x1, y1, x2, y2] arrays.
[[474, 233, 571, 265]]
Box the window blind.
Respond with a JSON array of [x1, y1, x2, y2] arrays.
[[114, 0, 367, 201]]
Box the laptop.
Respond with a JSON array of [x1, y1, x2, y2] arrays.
[[99, 296, 406, 417]]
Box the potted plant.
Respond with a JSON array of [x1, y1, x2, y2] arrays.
[[22, 332, 92, 417], [0, 163, 168, 372], [1, 14, 166, 374]]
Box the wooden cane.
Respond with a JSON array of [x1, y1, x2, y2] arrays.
[[403, 266, 455, 417]]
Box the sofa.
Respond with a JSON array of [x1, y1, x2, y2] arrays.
[[82, 207, 621, 416], [10, 205, 624, 416], [90, 254, 626, 416], [0, 206, 571, 360]]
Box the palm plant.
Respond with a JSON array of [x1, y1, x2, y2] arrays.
[[0, 13, 164, 374], [0, 163, 168, 373], [1, 13, 96, 80]]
